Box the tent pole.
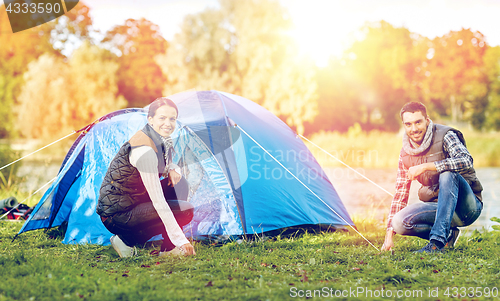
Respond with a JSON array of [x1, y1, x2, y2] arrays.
[[236, 125, 380, 252]]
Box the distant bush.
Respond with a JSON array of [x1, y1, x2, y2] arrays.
[[0, 143, 20, 186]]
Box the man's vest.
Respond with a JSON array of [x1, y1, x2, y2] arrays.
[[96, 125, 168, 217], [400, 124, 483, 202]]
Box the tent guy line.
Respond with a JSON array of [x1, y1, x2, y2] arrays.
[[237, 125, 380, 252], [299, 134, 395, 198], [0, 131, 78, 173]]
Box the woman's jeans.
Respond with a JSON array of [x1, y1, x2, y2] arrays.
[[392, 171, 482, 245], [102, 176, 194, 249]]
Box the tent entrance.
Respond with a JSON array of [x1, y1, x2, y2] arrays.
[[175, 126, 244, 238]]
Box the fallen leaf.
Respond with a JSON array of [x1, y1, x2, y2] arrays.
[[141, 265, 151, 268], [261, 263, 268, 267], [352, 267, 361, 271], [150, 250, 159, 256], [301, 271, 308, 282], [122, 274, 129, 277], [205, 281, 213, 287]]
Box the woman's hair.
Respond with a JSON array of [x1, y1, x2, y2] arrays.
[[148, 97, 178, 118]]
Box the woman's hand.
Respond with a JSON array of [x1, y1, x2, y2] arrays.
[[180, 242, 196, 256], [168, 170, 181, 187]]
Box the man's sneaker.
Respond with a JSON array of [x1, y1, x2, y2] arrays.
[[159, 247, 185, 257], [110, 235, 136, 258], [445, 228, 460, 248], [415, 241, 444, 254]]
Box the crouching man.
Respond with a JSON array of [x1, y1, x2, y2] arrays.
[[382, 102, 483, 253]]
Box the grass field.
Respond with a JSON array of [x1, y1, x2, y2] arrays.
[[1, 218, 500, 301]]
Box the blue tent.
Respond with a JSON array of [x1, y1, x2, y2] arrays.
[[18, 90, 354, 245]]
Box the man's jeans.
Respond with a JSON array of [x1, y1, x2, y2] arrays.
[[392, 171, 482, 245]]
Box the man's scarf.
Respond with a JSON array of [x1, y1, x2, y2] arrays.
[[402, 119, 434, 155]]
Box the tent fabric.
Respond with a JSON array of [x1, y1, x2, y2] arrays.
[[18, 90, 354, 245]]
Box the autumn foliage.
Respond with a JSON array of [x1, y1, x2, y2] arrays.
[[1, 0, 500, 141]]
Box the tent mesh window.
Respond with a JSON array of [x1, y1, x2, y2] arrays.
[[30, 189, 54, 221], [178, 144, 227, 236]]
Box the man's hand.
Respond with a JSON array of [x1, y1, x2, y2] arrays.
[[180, 242, 196, 256], [381, 229, 395, 251], [407, 162, 436, 181], [168, 170, 181, 187]]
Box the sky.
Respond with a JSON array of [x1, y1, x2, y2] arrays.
[[2, 0, 500, 66]]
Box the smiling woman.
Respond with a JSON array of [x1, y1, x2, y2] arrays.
[[148, 99, 178, 138], [97, 97, 196, 258]]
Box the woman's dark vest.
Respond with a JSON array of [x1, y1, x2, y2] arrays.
[[401, 124, 483, 202], [96, 125, 168, 217]]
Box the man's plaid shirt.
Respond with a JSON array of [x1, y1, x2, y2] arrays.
[[387, 131, 474, 230]]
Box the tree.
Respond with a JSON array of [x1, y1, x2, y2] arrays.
[[103, 18, 168, 108], [344, 21, 429, 131], [425, 29, 488, 128], [0, 2, 94, 138], [0, 5, 54, 138], [484, 46, 500, 130], [16, 41, 126, 140], [156, 0, 317, 134], [50, 2, 94, 54], [304, 60, 364, 134]]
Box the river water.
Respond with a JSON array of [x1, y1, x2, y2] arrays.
[[14, 162, 500, 232], [324, 167, 500, 232]]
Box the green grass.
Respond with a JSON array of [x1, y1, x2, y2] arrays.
[[1, 219, 500, 300], [307, 127, 500, 168]]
